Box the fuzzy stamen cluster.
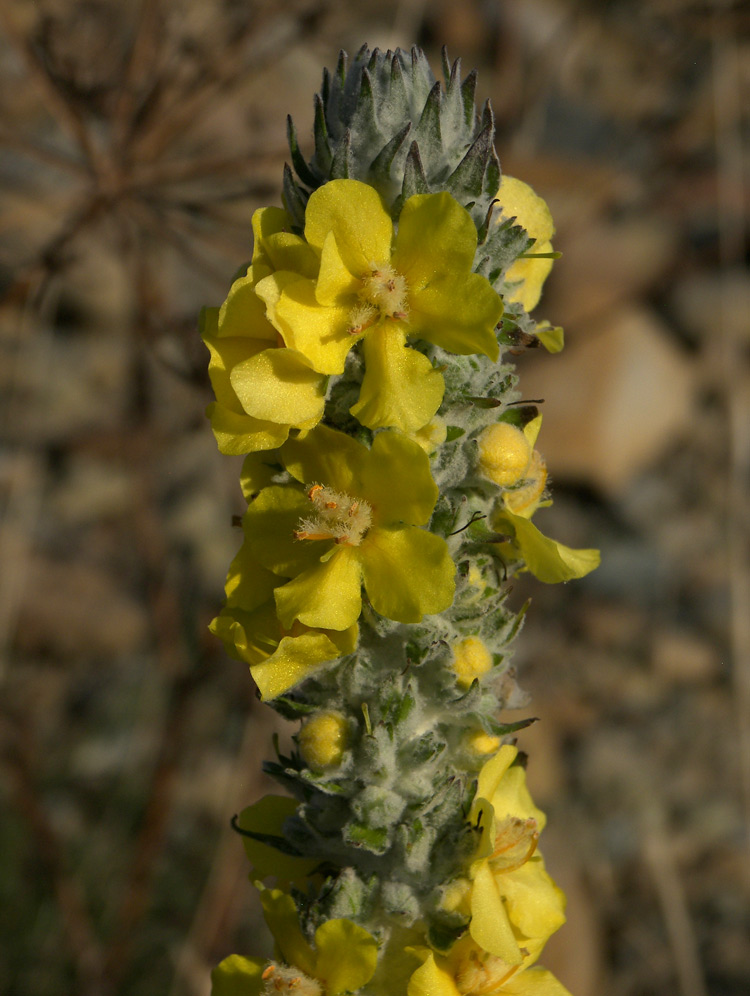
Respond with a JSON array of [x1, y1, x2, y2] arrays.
[[295, 484, 373, 546]]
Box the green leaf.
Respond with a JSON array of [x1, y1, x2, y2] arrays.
[[427, 914, 469, 954]]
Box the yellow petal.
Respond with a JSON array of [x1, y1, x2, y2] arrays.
[[250, 628, 355, 700], [258, 888, 316, 976], [497, 177, 556, 313], [407, 953, 461, 996], [522, 415, 543, 448], [498, 859, 566, 941], [304, 179, 393, 277], [316, 230, 361, 305], [211, 954, 265, 996], [497, 510, 601, 583], [476, 745, 518, 805], [361, 526, 455, 623], [535, 325, 564, 353], [218, 272, 277, 341], [272, 279, 354, 375], [351, 327, 444, 433], [470, 861, 523, 964], [503, 967, 574, 996], [505, 246, 554, 313], [207, 402, 290, 456], [498, 177, 554, 245], [313, 919, 378, 994], [489, 765, 547, 830], [237, 796, 319, 880], [358, 430, 438, 526], [274, 546, 362, 631], [230, 348, 326, 425], [240, 452, 284, 501], [224, 542, 279, 609], [251, 206, 292, 263]]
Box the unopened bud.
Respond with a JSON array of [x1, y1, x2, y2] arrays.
[[477, 423, 531, 487], [465, 729, 501, 756], [298, 711, 349, 769], [452, 636, 493, 688]]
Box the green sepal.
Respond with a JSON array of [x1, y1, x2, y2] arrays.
[[343, 822, 390, 854], [427, 912, 470, 954]]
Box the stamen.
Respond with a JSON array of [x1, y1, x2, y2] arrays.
[[295, 484, 373, 546], [347, 262, 409, 334], [261, 962, 322, 996]]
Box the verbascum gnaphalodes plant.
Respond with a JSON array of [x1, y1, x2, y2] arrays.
[[203, 46, 600, 996]]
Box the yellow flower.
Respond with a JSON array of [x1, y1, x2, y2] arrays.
[[210, 538, 357, 700], [407, 936, 572, 996], [256, 179, 503, 433], [202, 206, 326, 455], [441, 746, 566, 966], [496, 177, 555, 313], [211, 888, 378, 996], [244, 425, 455, 632], [487, 416, 600, 584]]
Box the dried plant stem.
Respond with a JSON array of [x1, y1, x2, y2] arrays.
[[711, 11, 750, 877], [642, 817, 708, 996], [167, 712, 267, 996], [1, 716, 108, 996], [0, 2, 106, 176], [112, 0, 162, 154]]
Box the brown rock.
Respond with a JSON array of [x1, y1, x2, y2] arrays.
[[651, 628, 720, 684], [518, 306, 695, 493]]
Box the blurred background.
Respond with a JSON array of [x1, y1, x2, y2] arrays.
[[1, 1, 748, 994]]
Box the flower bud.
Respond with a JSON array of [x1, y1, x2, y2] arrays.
[[464, 729, 502, 756], [477, 423, 531, 487], [452, 636, 493, 688], [298, 710, 349, 769], [504, 450, 548, 516]]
